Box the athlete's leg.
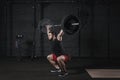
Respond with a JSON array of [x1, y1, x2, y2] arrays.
[[57, 55, 70, 76], [47, 54, 60, 69], [57, 55, 69, 72]]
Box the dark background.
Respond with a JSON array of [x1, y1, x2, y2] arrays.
[[0, 0, 120, 62]]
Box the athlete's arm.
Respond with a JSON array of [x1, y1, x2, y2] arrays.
[[46, 25, 53, 40], [57, 29, 64, 41]]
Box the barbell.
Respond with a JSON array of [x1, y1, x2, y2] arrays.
[[38, 15, 80, 35]]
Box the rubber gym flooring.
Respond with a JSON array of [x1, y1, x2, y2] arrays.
[[0, 57, 120, 80]]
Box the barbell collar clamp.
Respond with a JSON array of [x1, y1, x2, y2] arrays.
[[71, 23, 79, 26]]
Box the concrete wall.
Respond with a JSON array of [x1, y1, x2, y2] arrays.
[[0, 0, 120, 59]]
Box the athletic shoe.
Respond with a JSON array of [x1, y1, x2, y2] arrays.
[[58, 72, 68, 77], [50, 69, 61, 73]]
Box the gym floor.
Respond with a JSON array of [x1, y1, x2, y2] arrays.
[[0, 57, 120, 80]]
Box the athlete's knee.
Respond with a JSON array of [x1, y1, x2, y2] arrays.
[[57, 56, 63, 62], [47, 54, 52, 60]]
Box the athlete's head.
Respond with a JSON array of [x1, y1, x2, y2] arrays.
[[41, 19, 53, 27], [40, 19, 61, 35]]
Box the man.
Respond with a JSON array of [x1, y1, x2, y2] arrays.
[[45, 23, 70, 77]]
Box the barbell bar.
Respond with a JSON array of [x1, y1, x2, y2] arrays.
[[53, 22, 79, 27], [39, 15, 80, 35]]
